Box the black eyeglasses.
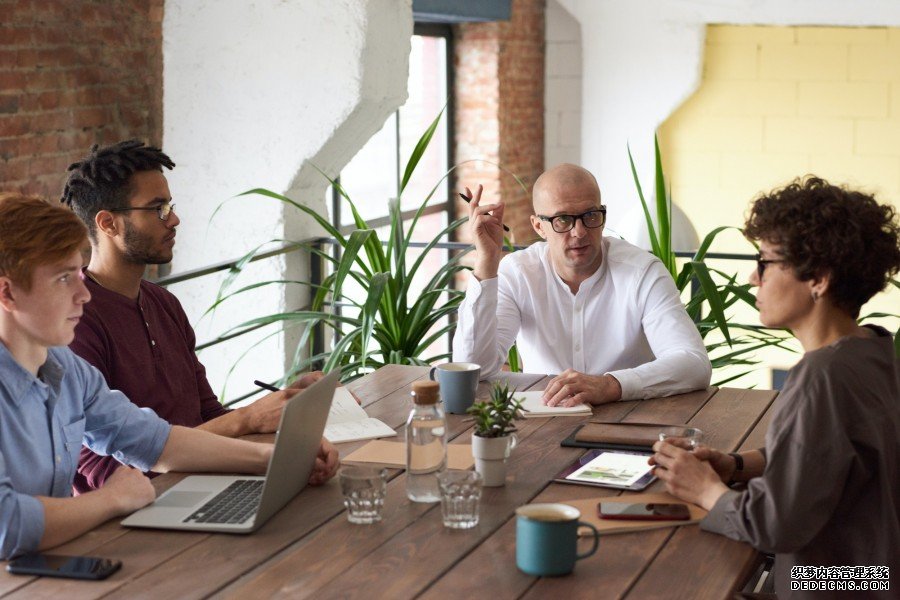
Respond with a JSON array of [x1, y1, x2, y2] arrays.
[[537, 207, 607, 233], [109, 202, 176, 221], [755, 253, 786, 278]]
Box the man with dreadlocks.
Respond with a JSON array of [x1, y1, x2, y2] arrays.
[[60, 140, 337, 493]]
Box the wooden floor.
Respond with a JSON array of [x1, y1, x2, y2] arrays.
[[0, 365, 776, 599]]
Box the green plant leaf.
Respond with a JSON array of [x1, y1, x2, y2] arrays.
[[333, 230, 374, 302], [653, 134, 674, 275], [236, 188, 347, 245], [359, 273, 390, 369], [507, 344, 522, 373], [627, 144, 662, 259], [324, 328, 363, 373], [400, 107, 444, 194], [204, 279, 330, 316], [690, 260, 731, 346]]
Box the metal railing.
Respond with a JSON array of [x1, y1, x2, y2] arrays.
[[156, 237, 757, 406]]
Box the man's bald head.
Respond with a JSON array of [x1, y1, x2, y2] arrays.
[[532, 164, 601, 213]]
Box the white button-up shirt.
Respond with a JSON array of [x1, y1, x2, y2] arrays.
[[452, 237, 711, 400]]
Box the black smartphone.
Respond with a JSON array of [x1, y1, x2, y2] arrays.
[[598, 502, 691, 521], [6, 554, 122, 580]]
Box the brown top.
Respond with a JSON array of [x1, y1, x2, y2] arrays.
[[703, 327, 900, 599], [411, 380, 439, 404]]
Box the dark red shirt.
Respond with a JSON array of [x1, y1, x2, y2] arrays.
[[70, 272, 227, 492]]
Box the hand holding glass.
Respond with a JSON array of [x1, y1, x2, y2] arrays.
[[658, 427, 703, 449]]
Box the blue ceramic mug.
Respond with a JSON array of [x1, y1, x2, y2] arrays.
[[429, 362, 481, 414], [515, 503, 600, 576]]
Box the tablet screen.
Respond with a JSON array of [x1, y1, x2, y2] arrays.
[[554, 449, 656, 490], [567, 451, 653, 486]]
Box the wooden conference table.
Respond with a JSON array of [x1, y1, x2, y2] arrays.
[[0, 365, 777, 599]]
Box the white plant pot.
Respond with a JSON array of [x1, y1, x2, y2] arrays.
[[472, 434, 517, 487]]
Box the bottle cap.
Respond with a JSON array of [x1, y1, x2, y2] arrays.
[[411, 380, 440, 405]]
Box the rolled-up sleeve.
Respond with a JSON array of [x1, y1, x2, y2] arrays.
[[76, 357, 171, 472], [0, 452, 45, 559]]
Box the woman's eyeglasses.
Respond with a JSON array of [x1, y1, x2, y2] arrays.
[[755, 253, 786, 278]]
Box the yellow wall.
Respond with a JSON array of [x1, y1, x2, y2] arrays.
[[661, 24, 900, 240], [659, 25, 899, 384]]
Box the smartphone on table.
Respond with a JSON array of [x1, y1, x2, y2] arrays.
[[6, 553, 122, 580], [598, 502, 691, 521]]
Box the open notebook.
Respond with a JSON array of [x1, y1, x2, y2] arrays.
[[324, 388, 396, 443], [516, 390, 593, 418]]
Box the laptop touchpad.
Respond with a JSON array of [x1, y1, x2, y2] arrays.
[[155, 492, 211, 508]]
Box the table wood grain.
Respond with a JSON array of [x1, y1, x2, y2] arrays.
[[0, 366, 775, 599]]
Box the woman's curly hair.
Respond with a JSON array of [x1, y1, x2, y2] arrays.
[[744, 176, 900, 317]]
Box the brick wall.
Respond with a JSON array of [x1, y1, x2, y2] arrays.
[[0, 0, 164, 199], [454, 0, 545, 245]]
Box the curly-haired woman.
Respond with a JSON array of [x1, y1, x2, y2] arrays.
[[651, 177, 900, 599]]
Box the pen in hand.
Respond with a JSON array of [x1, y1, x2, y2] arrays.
[[459, 192, 511, 232], [253, 380, 281, 393]]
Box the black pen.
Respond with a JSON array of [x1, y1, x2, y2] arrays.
[[253, 380, 281, 393], [459, 192, 511, 232]]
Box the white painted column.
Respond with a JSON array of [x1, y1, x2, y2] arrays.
[[163, 0, 412, 397]]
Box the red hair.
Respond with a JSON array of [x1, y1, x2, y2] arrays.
[[0, 193, 88, 290]]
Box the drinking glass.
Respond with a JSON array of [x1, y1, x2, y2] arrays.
[[340, 466, 388, 524], [437, 470, 483, 529], [659, 427, 704, 449]]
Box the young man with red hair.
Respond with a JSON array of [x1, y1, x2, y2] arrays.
[[0, 194, 336, 559]]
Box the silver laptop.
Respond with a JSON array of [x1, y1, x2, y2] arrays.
[[121, 371, 339, 533]]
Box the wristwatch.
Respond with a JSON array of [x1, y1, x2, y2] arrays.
[[727, 452, 744, 485]]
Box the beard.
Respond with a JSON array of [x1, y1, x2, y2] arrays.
[[122, 220, 173, 265]]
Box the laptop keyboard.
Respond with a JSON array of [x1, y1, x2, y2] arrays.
[[183, 479, 264, 525]]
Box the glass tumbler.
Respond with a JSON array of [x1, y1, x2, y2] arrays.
[[437, 470, 483, 529], [340, 466, 388, 524]]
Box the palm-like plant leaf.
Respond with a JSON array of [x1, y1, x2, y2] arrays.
[[208, 111, 480, 381]]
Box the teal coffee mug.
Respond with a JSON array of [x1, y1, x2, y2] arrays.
[[515, 503, 600, 576], [429, 362, 480, 414]]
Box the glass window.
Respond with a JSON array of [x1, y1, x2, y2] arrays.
[[335, 31, 451, 228], [326, 28, 456, 361]]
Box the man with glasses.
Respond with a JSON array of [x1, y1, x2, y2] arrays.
[[453, 163, 710, 405], [60, 140, 336, 493]]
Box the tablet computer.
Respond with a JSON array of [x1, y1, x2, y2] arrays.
[[553, 449, 656, 491]]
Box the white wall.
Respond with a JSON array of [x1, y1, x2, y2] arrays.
[[556, 0, 900, 235], [163, 0, 412, 398], [545, 0, 582, 168]]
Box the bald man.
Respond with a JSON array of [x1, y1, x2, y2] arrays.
[[452, 164, 711, 405]]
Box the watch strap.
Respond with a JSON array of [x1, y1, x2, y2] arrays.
[[727, 452, 744, 485]]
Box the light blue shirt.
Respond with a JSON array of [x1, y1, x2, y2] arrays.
[[0, 342, 171, 558]]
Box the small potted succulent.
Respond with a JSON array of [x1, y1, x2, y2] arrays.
[[467, 382, 524, 487]]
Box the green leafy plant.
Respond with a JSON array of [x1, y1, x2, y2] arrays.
[[466, 381, 524, 438], [628, 135, 792, 385], [206, 110, 472, 382]]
